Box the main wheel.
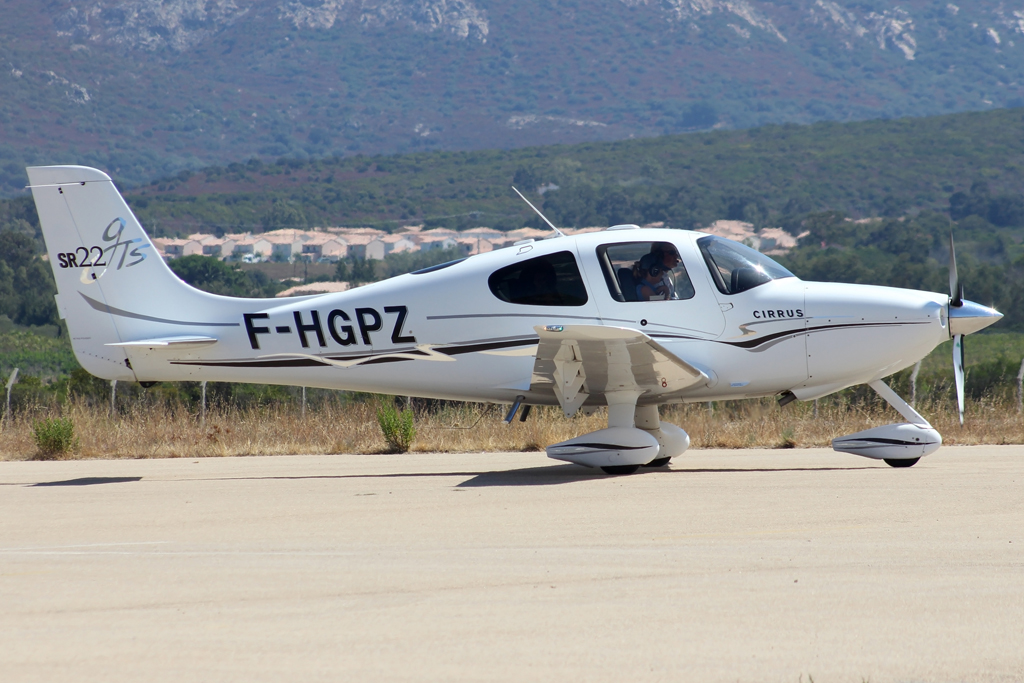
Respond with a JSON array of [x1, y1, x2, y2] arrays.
[[884, 458, 920, 468], [643, 457, 671, 468], [601, 465, 641, 475]]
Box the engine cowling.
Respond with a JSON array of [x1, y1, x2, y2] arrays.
[[546, 427, 660, 469], [832, 423, 942, 460]]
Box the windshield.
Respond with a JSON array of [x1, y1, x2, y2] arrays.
[[697, 235, 795, 295]]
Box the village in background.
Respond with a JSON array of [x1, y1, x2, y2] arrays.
[[153, 221, 800, 297]]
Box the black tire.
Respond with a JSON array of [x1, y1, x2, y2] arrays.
[[601, 465, 641, 475], [643, 457, 671, 468], [884, 458, 920, 468]]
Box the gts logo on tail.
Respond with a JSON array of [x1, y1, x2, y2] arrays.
[[56, 218, 149, 270]]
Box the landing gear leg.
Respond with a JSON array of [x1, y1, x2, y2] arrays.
[[546, 393, 662, 474], [600, 391, 645, 475], [635, 404, 689, 468]]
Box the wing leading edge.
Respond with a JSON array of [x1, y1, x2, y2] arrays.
[[530, 325, 710, 416]]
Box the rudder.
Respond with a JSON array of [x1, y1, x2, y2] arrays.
[[27, 165, 236, 381]]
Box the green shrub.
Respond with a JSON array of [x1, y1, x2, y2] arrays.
[[32, 416, 78, 459], [377, 400, 415, 453]]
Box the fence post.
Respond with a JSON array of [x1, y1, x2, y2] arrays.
[[813, 399, 819, 419], [201, 380, 207, 428], [109, 380, 117, 418], [1017, 359, 1024, 414], [301, 386, 307, 420], [2, 368, 18, 430], [910, 360, 922, 408]]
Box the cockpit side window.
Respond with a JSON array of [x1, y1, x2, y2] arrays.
[[697, 234, 795, 295], [488, 251, 589, 306], [596, 241, 695, 302]]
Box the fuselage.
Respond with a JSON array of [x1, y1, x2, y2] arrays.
[[124, 227, 950, 407]]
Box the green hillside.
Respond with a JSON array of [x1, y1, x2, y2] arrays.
[[18, 106, 1012, 238]]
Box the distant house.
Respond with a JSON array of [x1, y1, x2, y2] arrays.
[[418, 235, 458, 252], [382, 234, 418, 254], [341, 234, 374, 260], [301, 236, 348, 262], [150, 237, 171, 256], [262, 228, 313, 244], [365, 238, 389, 261], [264, 234, 305, 262], [232, 237, 272, 261], [455, 237, 494, 256], [160, 238, 203, 259], [276, 281, 350, 297], [202, 238, 235, 259], [328, 227, 387, 242]]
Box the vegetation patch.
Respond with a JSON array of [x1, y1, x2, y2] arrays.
[[31, 416, 78, 459], [377, 399, 416, 454]]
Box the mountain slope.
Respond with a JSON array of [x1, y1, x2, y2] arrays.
[[3, 0, 1024, 194]]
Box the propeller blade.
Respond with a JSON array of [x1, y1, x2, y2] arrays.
[[949, 231, 963, 308], [953, 333, 965, 425]]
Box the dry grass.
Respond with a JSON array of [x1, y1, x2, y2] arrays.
[[1, 396, 1021, 461]]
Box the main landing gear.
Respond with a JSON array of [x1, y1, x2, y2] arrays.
[[545, 393, 690, 475]]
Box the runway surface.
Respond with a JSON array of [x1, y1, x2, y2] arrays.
[[1, 446, 1022, 682]]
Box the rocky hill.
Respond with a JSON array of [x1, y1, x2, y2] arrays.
[[3, 1, 1024, 194]]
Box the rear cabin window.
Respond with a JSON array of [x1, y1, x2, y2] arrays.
[[488, 251, 589, 306]]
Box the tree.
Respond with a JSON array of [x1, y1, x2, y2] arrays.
[[168, 255, 282, 297], [0, 230, 58, 328], [260, 201, 308, 231]]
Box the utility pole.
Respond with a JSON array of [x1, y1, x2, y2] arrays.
[[1017, 359, 1024, 414], [2, 368, 18, 430], [910, 360, 922, 407]]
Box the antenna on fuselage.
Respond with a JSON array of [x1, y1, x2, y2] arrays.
[[512, 186, 566, 238]]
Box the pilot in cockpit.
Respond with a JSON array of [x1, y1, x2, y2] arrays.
[[636, 253, 671, 301], [635, 243, 684, 301]]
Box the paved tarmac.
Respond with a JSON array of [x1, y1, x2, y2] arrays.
[[1, 446, 1022, 683]]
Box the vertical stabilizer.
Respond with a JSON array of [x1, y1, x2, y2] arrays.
[[27, 165, 245, 381]]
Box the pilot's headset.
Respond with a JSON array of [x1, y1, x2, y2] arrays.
[[637, 253, 662, 279]]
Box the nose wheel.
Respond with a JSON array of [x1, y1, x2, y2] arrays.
[[601, 465, 642, 475], [884, 458, 920, 468]]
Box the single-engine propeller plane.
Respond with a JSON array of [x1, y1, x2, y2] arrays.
[[28, 165, 1003, 473]]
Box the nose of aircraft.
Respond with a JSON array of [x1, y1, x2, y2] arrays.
[[949, 300, 1003, 336]]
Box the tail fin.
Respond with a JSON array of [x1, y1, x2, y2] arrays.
[[28, 165, 245, 381]]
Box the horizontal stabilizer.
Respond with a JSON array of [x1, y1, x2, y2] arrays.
[[106, 336, 218, 349]]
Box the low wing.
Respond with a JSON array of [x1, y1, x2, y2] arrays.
[[530, 325, 710, 416]]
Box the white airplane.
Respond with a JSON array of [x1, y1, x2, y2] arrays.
[[27, 165, 1003, 473]]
